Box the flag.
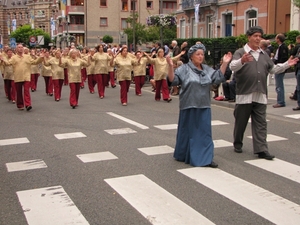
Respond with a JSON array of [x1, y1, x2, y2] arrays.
[[195, 4, 200, 24], [7, 20, 10, 35], [12, 19, 17, 31], [30, 9, 35, 29]]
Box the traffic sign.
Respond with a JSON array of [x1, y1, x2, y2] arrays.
[[11, 42, 16, 48], [30, 36, 36, 43], [10, 38, 16, 48]]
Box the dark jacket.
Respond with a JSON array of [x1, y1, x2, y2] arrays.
[[275, 43, 288, 64]]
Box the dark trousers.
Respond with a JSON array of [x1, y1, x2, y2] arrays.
[[30, 73, 39, 91], [96, 74, 108, 97], [87, 74, 97, 93], [43, 76, 53, 94], [15, 81, 31, 109], [52, 79, 63, 100], [233, 103, 268, 153], [222, 81, 236, 100], [69, 83, 80, 106], [119, 80, 131, 104], [155, 79, 170, 100], [64, 68, 69, 85], [4, 79, 16, 101], [134, 75, 145, 95]]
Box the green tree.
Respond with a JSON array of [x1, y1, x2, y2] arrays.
[[102, 35, 113, 44], [10, 24, 51, 48], [292, 0, 300, 8]]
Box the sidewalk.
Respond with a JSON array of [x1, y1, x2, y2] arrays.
[[211, 72, 299, 119]]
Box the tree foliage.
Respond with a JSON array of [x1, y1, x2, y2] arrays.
[[10, 24, 51, 48], [293, 0, 300, 8], [102, 35, 113, 44]]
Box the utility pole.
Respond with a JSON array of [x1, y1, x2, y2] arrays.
[[132, 1, 136, 52], [159, 0, 163, 46]]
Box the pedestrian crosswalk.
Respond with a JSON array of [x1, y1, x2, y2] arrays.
[[1, 114, 300, 224]]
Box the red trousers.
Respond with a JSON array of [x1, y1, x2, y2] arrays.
[[87, 74, 97, 93], [15, 81, 31, 109], [30, 73, 39, 91], [69, 83, 81, 106], [155, 79, 170, 100], [43, 76, 53, 95], [96, 74, 108, 97], [108, 72, 116, 87], [64, 68, 69, 85], [119, 80, 131, 104], [52, 79, 63, 100], [134, 76, 145, 95], [81, 68, 87, 87], [4, 79, 16, 101]]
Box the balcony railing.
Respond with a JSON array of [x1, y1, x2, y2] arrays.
[[162, 8, 177, 14], [67, 6, 84, 14], [182, 0, 217, 10], [63, 24, 85, 32]]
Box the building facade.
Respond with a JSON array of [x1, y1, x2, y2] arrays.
[[53, 0, 177, 48], [0, 0, 55, 45], [176, 0, 292, 39]]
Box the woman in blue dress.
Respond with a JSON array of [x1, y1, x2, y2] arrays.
[[166, 44, 232, 168]]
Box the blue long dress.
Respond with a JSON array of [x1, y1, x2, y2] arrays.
[[172, 61, 225, 166]]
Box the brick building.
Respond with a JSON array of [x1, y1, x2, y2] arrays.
[[176, 0, 292, 39], [0, 0, 55, 45], [53, 0, 177, 48]]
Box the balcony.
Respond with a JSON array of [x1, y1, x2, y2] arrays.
[[182, 0, 217, 10], [63, 24, 85, 33], [67, 6, 84, 15], [162, 8, 177, 14]]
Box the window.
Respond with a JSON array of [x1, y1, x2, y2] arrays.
[[122, 0, 128, 11], [131, 0, 136, 11], [13, 13, 17, 19], [146, 1, 153, 9], [100, 17, 107, 26], [207, 16, 213, 38], [7, 13, 11, 20], [25, 12, 29, 19], [192, 18, 197, 38], [71, 0, 84, 6], [70, 15, 84, 24], [163, 1, 176, 9], [180, 19, 185, 38], [121, 18, 128, 29], [100, 0, 107, 7], [19, 13, 22, 20], [247, 10, 257, 29]]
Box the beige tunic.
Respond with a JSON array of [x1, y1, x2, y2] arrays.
[[30, 56, 40, 74], [41, 58, 52, 77], [133, 57, 148, 76], [83, 55, 95, 75], [112, 55, 136, 81], [1, 58, 14, 80], [3, 54, 43, 82], [44, 57, 64, 80], [148, 56, 179, 80], [60, 58, 89, 83], [92, 52, 111, 74]]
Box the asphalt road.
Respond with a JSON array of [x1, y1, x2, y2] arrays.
[[0, 77, 300, 225]]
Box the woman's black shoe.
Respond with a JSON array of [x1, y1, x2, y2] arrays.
[[206, 161, 218, 168]]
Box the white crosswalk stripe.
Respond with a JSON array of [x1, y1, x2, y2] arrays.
[[77, 151, 118, 163], [17, 186, 89, 225], [247, 134, 288, 142], [104, 127, 137, 135], [6, 159, 47, 172], [284, 114, 300, 119], [107, 112, 149, 129], [0, 137, 29, 146], [105, 174, 215, 225], [54, 132, 87, 140], [245, 158, 300, 184], [178, 167, 300, 224]]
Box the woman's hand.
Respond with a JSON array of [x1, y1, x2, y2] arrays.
[[166, 55, 173, 66], [223, 52, 233, 64]]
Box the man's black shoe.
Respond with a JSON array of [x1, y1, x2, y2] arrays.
[[257, 151, 275, 160], [26, 106, 32, 111], [234, 148, 243, 153], [206, 161, 218, 168]]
